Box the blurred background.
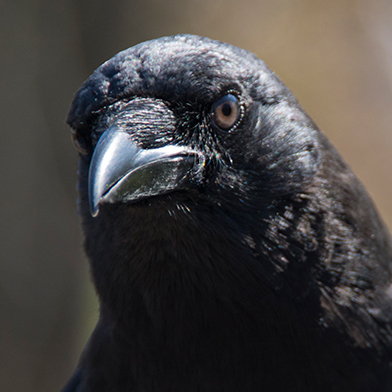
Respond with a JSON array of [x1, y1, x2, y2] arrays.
[[1, 0, 392, 390]]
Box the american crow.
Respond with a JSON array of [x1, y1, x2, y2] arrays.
[[64, 35, 392, 391]]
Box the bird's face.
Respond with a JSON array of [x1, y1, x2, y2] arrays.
[[70, 35, 320, 222]]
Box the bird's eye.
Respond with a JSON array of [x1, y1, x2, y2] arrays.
[[71, 129, 88, 155], [212, 94, 241, 131]]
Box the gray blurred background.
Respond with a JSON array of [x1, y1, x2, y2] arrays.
[[1, 0, 392, 391]]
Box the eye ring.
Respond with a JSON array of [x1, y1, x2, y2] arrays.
[[211, 93, 242, 131]]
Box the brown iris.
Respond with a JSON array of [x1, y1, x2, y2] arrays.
[[212, 94, 241, 131]]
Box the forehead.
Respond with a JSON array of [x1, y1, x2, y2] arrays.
[[100, 36, 259, 99], [67, 35, 281, 130]]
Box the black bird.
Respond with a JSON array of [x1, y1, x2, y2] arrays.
[[64, 35, 392, 392]]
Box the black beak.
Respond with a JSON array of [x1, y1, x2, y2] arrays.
[[88, 127, 197, 217]]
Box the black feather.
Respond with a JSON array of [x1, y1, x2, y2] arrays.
[[64, 34, 392, 392]]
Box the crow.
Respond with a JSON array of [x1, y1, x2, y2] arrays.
[[63, 34, 392, 391]]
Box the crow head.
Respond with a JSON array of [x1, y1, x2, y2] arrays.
[[69, 35, 320, 219]]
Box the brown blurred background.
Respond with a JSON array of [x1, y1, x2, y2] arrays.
[[1, 0, 392, 391]]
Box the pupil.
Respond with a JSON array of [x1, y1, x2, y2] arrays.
[[222, 103, 232, 117]]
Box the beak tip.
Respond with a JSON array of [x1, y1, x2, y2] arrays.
[[89, 196, 101, 217]]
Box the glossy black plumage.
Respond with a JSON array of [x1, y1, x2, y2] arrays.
[[64, 35, 392, 391]]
